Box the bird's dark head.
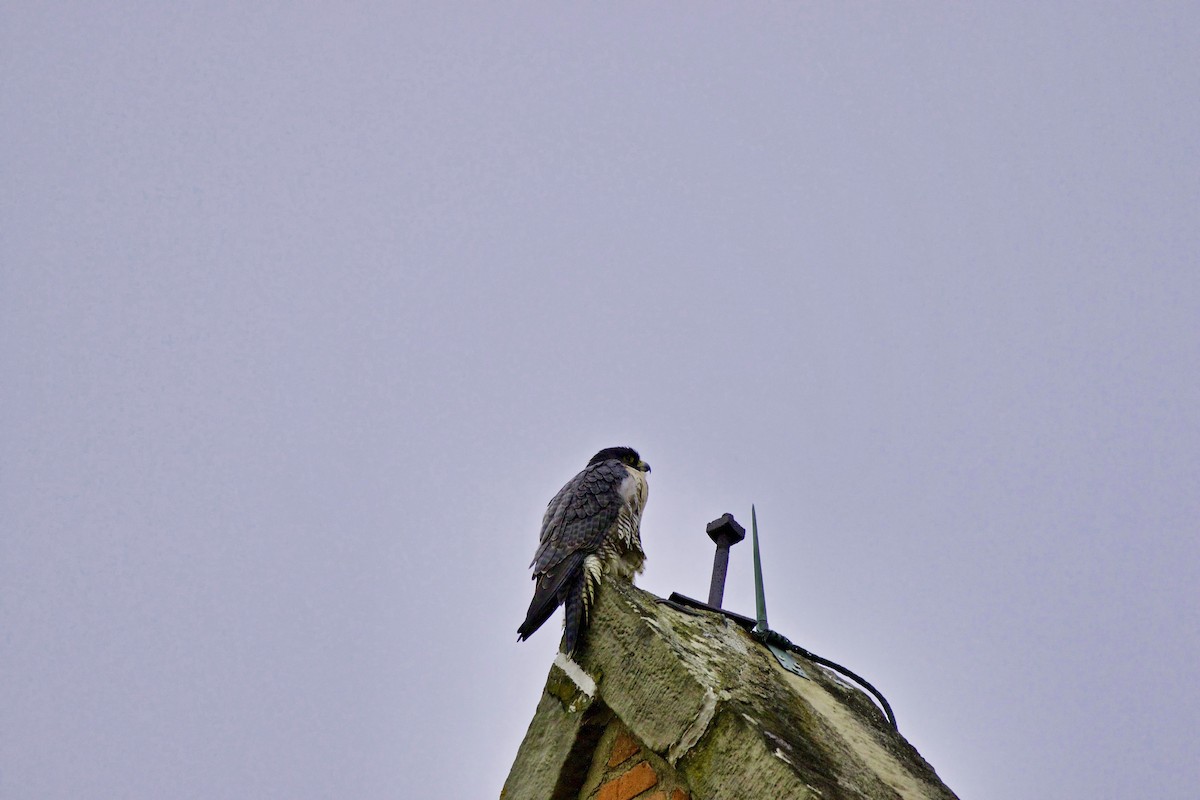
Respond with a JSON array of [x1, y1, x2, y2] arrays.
[[589, 446, 650, 473]]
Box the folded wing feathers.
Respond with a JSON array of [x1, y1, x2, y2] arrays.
[[518, 459, 646, 654]]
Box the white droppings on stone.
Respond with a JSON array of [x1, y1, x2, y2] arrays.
[[667, 685, 719, 764], [775, 665, 944, 799], [553, 652, 596, 698]]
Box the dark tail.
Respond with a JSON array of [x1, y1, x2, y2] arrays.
[[561, 577, 584, 656], [517, 585, 559, 642], [517, 553, 584, 644]]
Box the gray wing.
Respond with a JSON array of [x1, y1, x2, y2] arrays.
[[517, 460, 626, 647], [530, 460, 625, 573]]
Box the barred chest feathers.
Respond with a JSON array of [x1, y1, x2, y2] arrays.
[[600, 464, 648, 579]]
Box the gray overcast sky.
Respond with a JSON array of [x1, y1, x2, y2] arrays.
[[3, 4, 1197, 798]]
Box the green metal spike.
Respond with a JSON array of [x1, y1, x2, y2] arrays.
[[752, 504, 768, 633], [751, 505, 808, 679]]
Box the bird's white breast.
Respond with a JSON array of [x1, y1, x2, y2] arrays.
[[606, 466, 648, 579]]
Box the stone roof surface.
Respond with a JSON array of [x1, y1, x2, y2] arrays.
[[503, 580, 959, 800]]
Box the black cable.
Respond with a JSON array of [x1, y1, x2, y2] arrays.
[[753, 628, 898, 731], [661, 593, 898, 731]]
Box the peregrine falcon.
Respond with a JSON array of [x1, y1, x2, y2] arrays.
[[517, 446, 651, 655]]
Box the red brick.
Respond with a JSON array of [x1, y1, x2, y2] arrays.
[[597, 761, 658, 800], [636, 789, 686, 800], [607, 730, 641, 767]]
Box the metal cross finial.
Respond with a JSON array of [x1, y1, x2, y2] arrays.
[[706, 513, 746, 608]]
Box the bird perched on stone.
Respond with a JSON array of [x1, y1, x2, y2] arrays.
[[518, 446, 651, 656]]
